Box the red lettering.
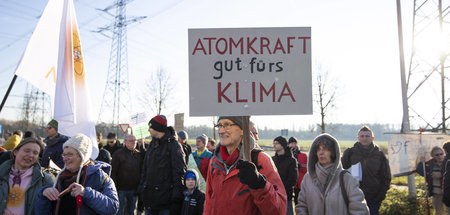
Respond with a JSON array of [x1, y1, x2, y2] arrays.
[[287, 37, 295, 54], [204, 38, 216, 55], [273, 38, 286, 54], [252, 82, 256, 102], [298, 37, 311, 54], [277, 82, 296, 102], [247, 37, 258, 54], [235, 82, 248, 103], [218, 82, 232, 103], [230, 38, 243, 55], [260, 37, 271, 54], [216, 38, 228, 55], [192, 39, 206, 55], [260, 83, 276, 102]]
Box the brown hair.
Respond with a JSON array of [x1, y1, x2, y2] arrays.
[[358, 125, 374, 137], [11, 137, 44, 161], [443, 141, 450, 154]]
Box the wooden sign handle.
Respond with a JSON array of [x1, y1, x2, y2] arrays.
[[242, 116, 251, 162]]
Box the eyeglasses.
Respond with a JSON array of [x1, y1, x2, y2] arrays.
[[45, 126, 53, 129], [215, 123, 237, 130], [62, 153, 77, 159], [434, 153, 444, 156]]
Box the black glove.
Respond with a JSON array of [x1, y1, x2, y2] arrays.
[[236, 160, 267, 189]]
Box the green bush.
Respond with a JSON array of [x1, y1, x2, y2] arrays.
[[380, 176, 433, 215]]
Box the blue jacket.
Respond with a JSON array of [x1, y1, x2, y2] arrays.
[[0, 159, 53, 215], [417, 159, 443, 196], [41, 134, 69, 169], [192, 149, 212, 167], [35, 161, 119, 215]]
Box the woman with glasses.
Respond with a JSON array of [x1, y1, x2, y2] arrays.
[[35, 133, 119, 215], [204, 116, 287, 215], [417, 146, 446, 215], [0, 138, 53, 215]]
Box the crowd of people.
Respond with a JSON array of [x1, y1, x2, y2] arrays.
[[3, 115, 450, 214]]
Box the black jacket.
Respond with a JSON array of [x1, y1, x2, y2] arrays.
[[96, 149, 112, 164], [111, 147, 143, 190], [104, 141, 122, 157], [443, 155, 450, 206], [181, 142, 192, 164], [272, 149, 298, 201], [139, 126, 186, 212], [341, 142, 391, 202]]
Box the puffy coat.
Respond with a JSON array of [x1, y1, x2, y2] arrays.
[[296, 134, 369, 215], [341, 142, 391, 202], [34, 161, 119, 215], [0, 160, 53, 215], [272, 149, 298, 201], [41, 134, 69, 169], [139, 126, 186, 212], [193, 149, 212, 179], [111, 147, 143, 190], [3, 134, 21, 150], [204, 140, 287, 215], [293, 150, 308, 189], [181, 169, 205, 215]]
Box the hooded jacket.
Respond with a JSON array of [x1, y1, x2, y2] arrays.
[[296, 134, 369, 215], [341, 142, 391, 202], [204, 138, 287, 215], [181, 169, 205, 215], [34, 161, 119, 215], [139, 126, 186, 212], [41, 133, 69, 169], [272, 147, 298, 201], [0, 160, 53, 215]]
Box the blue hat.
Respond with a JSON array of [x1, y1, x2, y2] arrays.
[[185, 172, 196, 180], [178, 130, 188, 140]]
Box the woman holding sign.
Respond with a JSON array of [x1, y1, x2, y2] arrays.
[[204, 116, 287, 215], [35, 134, 119, 215]]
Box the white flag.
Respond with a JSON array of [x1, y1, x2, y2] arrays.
[[52, 0, 98, 159], [14, 0, 64, 96]]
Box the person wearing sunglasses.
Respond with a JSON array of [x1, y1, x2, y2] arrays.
[[417, 146, 446, 215], [41, 119, 69, 169]]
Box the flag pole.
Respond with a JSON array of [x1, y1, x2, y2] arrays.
[[0, 75, 18, 113]]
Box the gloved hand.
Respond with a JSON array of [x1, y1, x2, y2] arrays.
[[236, 160, 267, 189]]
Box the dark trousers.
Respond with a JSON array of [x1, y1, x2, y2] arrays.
[[293, 188, 300, 205], [367, 199, 381, 215]]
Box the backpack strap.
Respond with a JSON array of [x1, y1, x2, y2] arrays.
[[340, 170, 350, 208]]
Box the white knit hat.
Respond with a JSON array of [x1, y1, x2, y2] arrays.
[[53, 133, 93, 188], [63, 133, 92, 165]]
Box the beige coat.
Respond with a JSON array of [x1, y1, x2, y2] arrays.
[[295, 134, 369, 215]]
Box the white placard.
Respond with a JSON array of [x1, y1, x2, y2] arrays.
[[188, 27, 312, 116], [388, 133, 450, 176]]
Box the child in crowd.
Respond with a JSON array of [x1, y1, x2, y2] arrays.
[[182, 169, 205, 215]]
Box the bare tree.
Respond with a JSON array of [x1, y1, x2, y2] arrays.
[[315, 66, 339, 133], [139, 66, 175, 115]]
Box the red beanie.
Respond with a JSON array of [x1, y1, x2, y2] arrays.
[[148, 115, 167, 133]]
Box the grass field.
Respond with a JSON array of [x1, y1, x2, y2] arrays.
[[256, 139, 388, 153]]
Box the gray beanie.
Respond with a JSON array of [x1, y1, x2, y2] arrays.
[[197, 134, 207, 143], [217, 116, 243, 129], [178, 130, 188, 140]]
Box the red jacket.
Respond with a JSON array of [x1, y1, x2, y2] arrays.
[[294, 152, 307, 189], [204, 148, 287, 215]]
